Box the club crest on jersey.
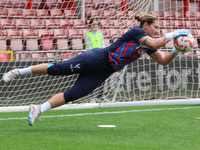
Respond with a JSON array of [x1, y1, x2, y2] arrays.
[[70, 64, 81, 72]]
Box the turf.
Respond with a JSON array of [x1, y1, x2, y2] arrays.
[[1, 105, 200, 150]]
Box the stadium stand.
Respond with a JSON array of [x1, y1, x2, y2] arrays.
[[0, 29, 7, 51], [185, 11, 195, 20], [115, 10, 127, 19], [0, 19, 15, 29], [50, 9, 64, 19], [7, 29, 23, 51], [64, 9, 78, 19], [22, 9, 36, 18], [0, 53, 10, 62], [163, 11, 175, 19], [174, 11, 184, 20], [22, 29, 38, 51], [14, 19, 30, 29]]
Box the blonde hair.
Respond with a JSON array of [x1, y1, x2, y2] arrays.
[[135, 13, 159, 28]]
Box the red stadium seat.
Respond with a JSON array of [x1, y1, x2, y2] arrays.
[[0, 19, 15, 29], [31, 53, 45, 61], [160, 29, 172, 37], [14, 19, 30, 29], [64, 10, 78, 19], [98, 29, 110, 38], [196, 21, 200, 29], [22, 29, 38, 39], [185, 11, 195, 20], [193, 38, 198, 48], [126, 20, 138, 29], [103, 10, 115, 19], [46, 0, 61, 10], [71, 39, 83, 50], [174, 11, 184, 20], [197, 30, 200, 39], [60, 52, 75, 60], [100, 19, 114, 28], [90, 10, 103, 19], [7, 8, 22, 18], [93, 0, 107, 10], [57, 39, 69, 50], [68, 29, 82, 39], [7, 29, 23, 51], [113, 20, 126, 29], [36, 9, 50, 18], [110, 29, 123, 42], [59, 19, 74, 28], [23, 29, 39, 51], [0, 30, 7, 51], [174, 20, 185, 29], [53, 29, 67, 38], [53, 29, 68, 50], [0, 53, 10, 62], [6, 29, 22, 39], [162, 20, 175, 29], [15, 53, 29, 61], [105, 0, 116, 10], [163, 11, 175, 19], [196, 12, 200, 20], [82, 28, 90, 38], [50, 9, 64, 19], [85, 0, 95, 18], [73, 19, 85, 28], [37, 29, 54, 39], [0, 0, 13, 8], [0, 40, 7, 51], [123, 29, 129, 34], [104, 38, 111, 47], [183, 51, 196, 58], [38, 29, 54, 50], [115, 11, 127, 19], [151, 11, 163, 19], [13, 0, 27, 9], [127, 11, 137, 19], [22, 9, 36, 18], [0, 8, 8, 18], [46, 53, 55, 61], [30, 19, 45, 29], [45, 19, 60, 29], [26, 39, 38, 51], [188, 29, 197, 38], [11, 39, 23, 51], [114, 0, 122, 9], [185, 21, 196, 29]]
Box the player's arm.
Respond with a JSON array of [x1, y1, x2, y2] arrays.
[[149, 50, 176, 66], [138, 29, 190, 50], [139, 36, 169, 50]]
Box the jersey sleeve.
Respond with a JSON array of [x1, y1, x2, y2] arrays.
[[129, 26, 148, 41]]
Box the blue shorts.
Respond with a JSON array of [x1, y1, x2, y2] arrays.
[[47, 48, 114, 103]]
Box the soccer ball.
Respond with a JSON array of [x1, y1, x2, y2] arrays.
[[174, 34, 194, 53]]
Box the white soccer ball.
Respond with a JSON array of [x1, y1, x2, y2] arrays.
[[174, 34, 194, 53]]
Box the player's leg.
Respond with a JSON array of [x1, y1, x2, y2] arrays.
[[2, 63, 49, 83], [28, 73, 105, 126]]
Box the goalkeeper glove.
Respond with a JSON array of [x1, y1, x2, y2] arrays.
[[172, 47, 180, 56], [165, 29, 189, 41]]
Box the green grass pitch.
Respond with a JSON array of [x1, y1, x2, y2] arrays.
[[1, 105, 200, 150]]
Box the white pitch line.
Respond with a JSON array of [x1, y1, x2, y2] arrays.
[[0, 106, 200, 121]]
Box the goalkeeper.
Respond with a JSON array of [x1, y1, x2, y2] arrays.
[[2, 14, 189, 126]]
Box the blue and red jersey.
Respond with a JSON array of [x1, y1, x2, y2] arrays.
[[105, 26, 158, 71]]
